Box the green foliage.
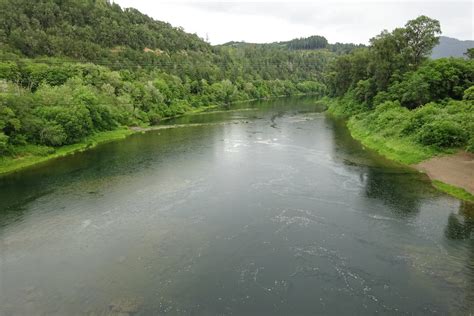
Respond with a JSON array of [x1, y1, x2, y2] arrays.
[[326, 16, 443, 101], [387, 58, 474, 108], [325, 92, 370, 117], [0, 0, 210, 59], [0, 0, 333, 159], [403, 15, 441, 66], [39, 123, 67, 146], [0, 129, 133, 175], [326, 15, 472, 159], [464, 48, 474, 60], [401, 102, 439, 135], [347, 112, 440, 164], [417, 121, 468, 148], [432, 180, 474, 202], [330, 95, 473, 164], [287, 36, 328, 50], [463, 86, 474, 101], [0, 132, 10, 155], [0, 3, 332, 160], [466, 137, 474, 153]]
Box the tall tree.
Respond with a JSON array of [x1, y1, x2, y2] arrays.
[[465, 48, 474, 60], [403, 15, 441, 67]]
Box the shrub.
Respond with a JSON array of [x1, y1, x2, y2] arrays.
[[401, 102, 439, 135], [417, 120, 468, 148], [0, 132, 11, 156], [463, 86, 474, 101], [466, 137, 474, 153], [40, 124, 67, 146]]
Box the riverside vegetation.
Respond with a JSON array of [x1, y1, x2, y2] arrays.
[[325, 16, 473, 162], [0, 0, 473, 201], [324, 15, 473, 200], [0, 0, 331, 173]]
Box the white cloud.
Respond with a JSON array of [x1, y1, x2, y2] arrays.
[[113, 0, 473, 44]]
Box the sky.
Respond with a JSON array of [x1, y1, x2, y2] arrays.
[[112, 0, 473, 45]]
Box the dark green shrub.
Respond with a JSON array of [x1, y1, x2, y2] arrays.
[[417, 120, 468, 148], [401, 103, 439, 135], [0, 132, 11, 156], [466, 137, 474, 153], [39, 124, 67, 146], [463, 86, 474, 101]]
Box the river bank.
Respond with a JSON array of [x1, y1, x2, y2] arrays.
[[326, 102, 474, 202], [0, 129, 135, 176], [3, 97, 473, 204], [414, 152, 474, 201], [0, 95, 318, 177], [2, 96, 471, 314], [0, 106, 245, 176]]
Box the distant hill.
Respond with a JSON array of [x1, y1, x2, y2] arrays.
[[221, 36, 365, 55], [224, 35, 474, 58], [0, 0, 210, 59], [431, 36, 474, 59]]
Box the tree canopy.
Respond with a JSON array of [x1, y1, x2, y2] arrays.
[[326, 16, 473, 153]]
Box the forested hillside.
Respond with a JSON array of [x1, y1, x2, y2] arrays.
[[0, 0, 210, 58], [326, 16, 474, 163], [222, 37, 364, 55], [0, 0, 330, 158]]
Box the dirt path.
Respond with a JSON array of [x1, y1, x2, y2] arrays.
[[414, 152, 474, 194]]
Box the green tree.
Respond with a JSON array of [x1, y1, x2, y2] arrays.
[[465, 48, 474, 60], [403, 15, 441, 67]]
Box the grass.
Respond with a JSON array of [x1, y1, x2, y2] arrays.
[[325, 98, 472, 202], [348, 119, 473, 201], [347, 118, 443, 164], [432, 180, 474, 202], [0, 128, 135, 176]]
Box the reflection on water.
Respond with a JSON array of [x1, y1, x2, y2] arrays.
[[326, 117, 430, 219], [0, 97, 473, 315], [446, 202, 474, 240], [445, 202, 474, 311]]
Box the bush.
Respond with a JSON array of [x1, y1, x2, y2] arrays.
[[0, 132, 11, 156], [466, 137, 474, 153], [39, 124, 67, 146], [463, 86, 474, 101], [417, 120, 468, 148], [401, 102, 439, 135]]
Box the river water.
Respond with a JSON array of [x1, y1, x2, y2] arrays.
[[0, 97, 473, 315]]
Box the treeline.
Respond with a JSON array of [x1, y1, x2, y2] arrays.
[[287, 36, 328, 50], [284, 36, 365, 55], [0, 1, 330, 156], [326, 16, 474, 155], [224, 37, 365, 55], [0, 58, 326, 155]]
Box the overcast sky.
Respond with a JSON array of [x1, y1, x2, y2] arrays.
[[113, 0, 473, 45]]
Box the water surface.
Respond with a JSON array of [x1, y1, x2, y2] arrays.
[[1, 97, 473, 315]]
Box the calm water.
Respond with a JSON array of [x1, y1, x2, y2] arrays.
[[0, 97, 473, 315]]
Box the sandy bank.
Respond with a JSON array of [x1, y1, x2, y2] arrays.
[[414, 152, 474, 195]]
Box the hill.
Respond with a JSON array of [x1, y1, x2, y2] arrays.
[[0, 0, 331, 163], [221, 36, 365, 55], [0, 0, 210, 59], [431, 36, 474, 59]]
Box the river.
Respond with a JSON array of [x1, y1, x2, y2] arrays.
[[0, 97, 473, 315]]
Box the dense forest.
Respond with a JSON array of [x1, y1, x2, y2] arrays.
[[325, 16, 474, 162], [0, 0, 472, 166], [0, 0, 329, 157], [222, 37, 364, 55]]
